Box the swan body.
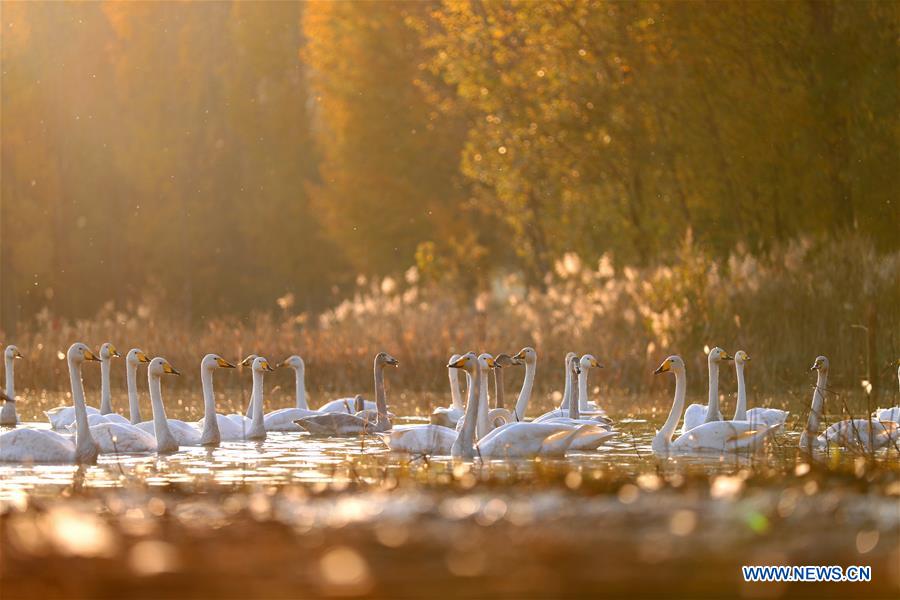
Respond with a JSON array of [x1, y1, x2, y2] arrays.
[[316, 397, 380, 414], [46, 405, 101, 430], [681, 347, 732, 433], [65, 412, 131, 432], [872, 363, 900, 423], [430, 354, 466, 428], [731, 350, 789, 429], [261, 355, 317, 431], [800, 356, 898, 452], [1, 343, 100, 463], [382, 424, 457, 455], [874, 407, 899, 423], [653, 355, 773, 456], [476, 422, 613, 458], [295, 353, 397, 436], [537, 355, 612, 428], [1, 345, 24, 426]]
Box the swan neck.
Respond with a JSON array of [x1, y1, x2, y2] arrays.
[[373, 365, 388, 425], [807, 371, 827, 435], [476, 365, 491, 438], [449, 367, 463, 410], [69, 358, 97, 461], [148, 373, 175, 446], [575, 368, 589, 420], [655, 368, 686, 450], [562, 358, 572, 409], [100, 359, 112, 414], [294, 366, 308, 410], [200, 367, 220, 445], [250, 369, 265, 431], [5, 354, 14, 397], [514, 360, 535, 421], [453, 366, 480, 458], [126, 361, 142, 424], [494, 369, 504, 409], [734, 362, 747, 420], [706, 360, 720, 422]]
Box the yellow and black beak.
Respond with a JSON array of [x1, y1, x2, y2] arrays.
[[448, 356, 469, 369], [486, 357, 496, 369], [14, 350, 23, 359], [110, 345, 120, 358], [591, 359, 603, 368], [262, 361, 275, 372], [137, 352, 150, 363], [240, 355, 255, 367], [162, 362, 180, 375], [654, 359, 671, 375], [721, 351, 733, 361], [216, 357, 236, 369], [84, 349, 101, 362]]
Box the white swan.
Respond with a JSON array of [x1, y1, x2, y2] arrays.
[[731, 350, 788, 429], [681, 347, 732, 432], [800, 356, 897, 452], [872, 361, 899, 423], [1, 344, 24, 426], [294, 352, 397, 436], [45, 344, 104, 428], [185, 353, 238, 446], [124, 348, 151, 423], [213, 356, 272, 441], [63, 343, 132, 429], [1, 343, 100, 463], [132, 358, 199, 448], [429, 353, 466, 428], [539, 356, 613, 428], [262, 355, 320, 431], [652, 355, 773, 455], [535, 354, 610, 424]]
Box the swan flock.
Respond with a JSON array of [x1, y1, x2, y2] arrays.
[[1, 341, 898, 463]]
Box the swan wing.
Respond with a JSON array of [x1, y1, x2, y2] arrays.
[[387, 425, 456, 455], [0, 429, 76, 463], [45, 405, 101, 429], [90, 423, 157, 454], [264, 408, 319, 431], [681, 404, 707, 433], [671, 421, 772, 454]]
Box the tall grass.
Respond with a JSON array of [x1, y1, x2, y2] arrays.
[[5, 235, 899, 406]]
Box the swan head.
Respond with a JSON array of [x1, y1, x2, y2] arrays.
[[734, 350, 751, 366], [513, 347, 537, 364], [448, 353, 462, 366], [240, 354, 258, 367], [375, 352, 399, 368], [478, 353, 496, 370], [448, 351, 478, 372], [654, 355, 685, 375], [707, 347, 732, 364], [126, 348, 151, 366], [99, 342, 120, 360], [148, 357, 180, 376], [252, 357, 275, 372], [494, 353, 521, 369], [68, 343, 100, 364], [579, 354, 603, 370], [5, 345, 23, 360], [810, 355, 829, 373], [202, 353, 235, 370], [277, 355, 304, 370]]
